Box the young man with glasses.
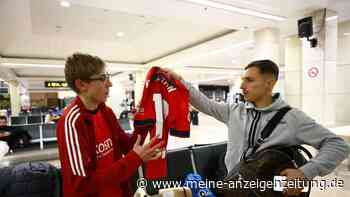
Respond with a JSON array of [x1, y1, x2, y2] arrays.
[[57, 53, 162, 197]]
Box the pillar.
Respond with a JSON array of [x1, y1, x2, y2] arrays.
[[8, 80, 21, 116], [284, 36, 303, 109], [301, 9, 337, 125]]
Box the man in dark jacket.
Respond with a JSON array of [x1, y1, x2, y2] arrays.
[[0, 116, 31, 150]]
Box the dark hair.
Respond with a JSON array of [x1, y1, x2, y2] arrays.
[[0, 115, 7, 121], [65, 53, 105, 93], [245, 59, 279, 81]]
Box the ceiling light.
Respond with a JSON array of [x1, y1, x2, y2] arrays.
[[182, 0, 286, 21], [344, 33, 350, 36], [116, 32, 125, 37], [60, 1, 71, 7], [1, 63, 64, 68], [326, 15, 338, 22], [1, 61, 144, 71]]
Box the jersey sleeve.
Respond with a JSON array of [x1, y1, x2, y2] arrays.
[[169, 81, 191, 138]]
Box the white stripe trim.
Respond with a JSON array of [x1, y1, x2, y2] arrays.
[[72, 113, 86, 176], [68, 108, 81, 176], [65, 105, 78, 175]]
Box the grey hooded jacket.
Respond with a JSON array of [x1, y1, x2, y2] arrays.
[[183, 81, 350, 179]]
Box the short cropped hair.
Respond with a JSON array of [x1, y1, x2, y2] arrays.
[[64, 53, 105, 93], [0, 115, 7, 122], [245, 59, 279, 81]]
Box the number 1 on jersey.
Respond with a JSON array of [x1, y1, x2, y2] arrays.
[[153, 93, 163, 139]]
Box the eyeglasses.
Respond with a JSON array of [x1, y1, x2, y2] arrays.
[[85, 73, 111, 82]]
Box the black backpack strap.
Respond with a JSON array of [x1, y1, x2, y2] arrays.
[[252, 106, 292, 154], [261, 106, 291, 139]]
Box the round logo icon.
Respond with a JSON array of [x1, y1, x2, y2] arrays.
[[307, 67, 319, 78]]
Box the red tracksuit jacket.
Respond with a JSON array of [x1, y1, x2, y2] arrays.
[[57, 96, 146, 197]]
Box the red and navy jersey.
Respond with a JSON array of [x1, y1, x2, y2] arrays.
[[134, 67, 190, 179], [134, 67, 190, 137], [56, 96, 145, 197]]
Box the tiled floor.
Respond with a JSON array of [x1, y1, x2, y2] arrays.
[[167, 113, 228, 149], [0, 142, 58, 167]]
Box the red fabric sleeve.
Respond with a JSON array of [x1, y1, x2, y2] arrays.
[[169, 80, 191, 137]]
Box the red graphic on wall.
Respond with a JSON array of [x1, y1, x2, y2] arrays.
[[308, 67, 319, 78]]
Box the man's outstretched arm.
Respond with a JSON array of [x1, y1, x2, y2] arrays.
[[163, 68, 232, 124]]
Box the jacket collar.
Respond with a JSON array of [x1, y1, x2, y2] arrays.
[[74, 96, 106, 115], [244, 93, 288, 111]]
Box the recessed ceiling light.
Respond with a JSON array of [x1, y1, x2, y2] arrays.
[[231, 60, 237, 64], [326, 15, 338, 21], [1, 63, 64, 68], [117, 32, 125, 37], [60, 1, 71, 7], [344, 33, 350, 36]]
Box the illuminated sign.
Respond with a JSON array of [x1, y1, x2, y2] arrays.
[[45, 81, 68, 88]]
